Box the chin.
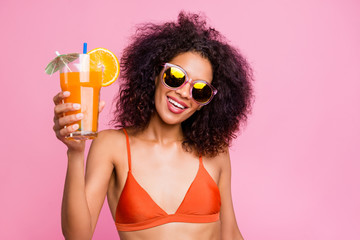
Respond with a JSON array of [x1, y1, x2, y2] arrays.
[[158, 112, 187, 125], [155, 106, 194, 126]]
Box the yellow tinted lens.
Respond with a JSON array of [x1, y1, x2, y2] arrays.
[[192, 82, 212, 103], [193, 82, 207, 89], [163, 66, 186, 88], [170, 67, 185, 79]]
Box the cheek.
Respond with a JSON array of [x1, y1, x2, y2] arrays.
[[154, 82, 170, 110], [154, 76, 168, 95], [154, 78, 163, 100]]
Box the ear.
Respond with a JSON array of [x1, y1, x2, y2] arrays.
[[197, 105, 203, 111]]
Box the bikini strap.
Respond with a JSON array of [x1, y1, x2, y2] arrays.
[[199, 154, 203, 165], [123, 128, 132, 171]]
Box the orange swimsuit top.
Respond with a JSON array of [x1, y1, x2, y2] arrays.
[[115, 129, 221, 231]]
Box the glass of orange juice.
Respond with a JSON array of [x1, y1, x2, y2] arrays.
[[60, 54, 102, 140]]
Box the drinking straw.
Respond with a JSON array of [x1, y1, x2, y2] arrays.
[[83, 42, 87, 54]]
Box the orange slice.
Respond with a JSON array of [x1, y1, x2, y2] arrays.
[[88, 48, 120, 87]]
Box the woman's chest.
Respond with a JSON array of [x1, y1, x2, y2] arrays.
[[107, 146, 221, 219]]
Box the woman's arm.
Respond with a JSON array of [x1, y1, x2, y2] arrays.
[[218, 149, 245, 240], [61, 150, 91, 239], [61, 132, 114, 240], [53, 92, 114, 239]]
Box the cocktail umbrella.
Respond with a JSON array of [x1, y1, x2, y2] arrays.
[[45, 52, 79, 75]]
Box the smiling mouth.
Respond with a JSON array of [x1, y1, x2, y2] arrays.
[[167, 97, 187, 109]]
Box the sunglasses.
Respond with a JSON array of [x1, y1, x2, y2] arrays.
[[160, 63, 217, 105]]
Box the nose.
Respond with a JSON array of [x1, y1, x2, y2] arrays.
[[175, 79, 192, 99]]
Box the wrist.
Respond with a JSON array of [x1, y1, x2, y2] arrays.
[[67, 149, 85, 159]]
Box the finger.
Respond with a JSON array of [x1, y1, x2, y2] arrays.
[[99, 100, 106, 113], [58, 113, 83, 127], [58, 124, 80, 138], [53, 117, 66, 134], [54, 103, 81, 117], [53, 119, 60, 132], [53, 91, 70, 105]]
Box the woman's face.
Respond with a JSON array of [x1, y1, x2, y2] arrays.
[[154, 51, 213, 125]]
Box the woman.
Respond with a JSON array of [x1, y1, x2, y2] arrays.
[[53, 12, 253, 240]]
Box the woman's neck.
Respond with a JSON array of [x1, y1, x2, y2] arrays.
[[140, 112, 184, 145]]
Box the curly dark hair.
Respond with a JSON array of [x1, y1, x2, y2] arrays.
[[112, 11, 254, 157]]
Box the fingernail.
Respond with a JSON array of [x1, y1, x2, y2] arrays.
[[73, 103, 80, 110], [73, 124, 79, 130], [76, 113, 83, 119], [63, 91, 70, 97]]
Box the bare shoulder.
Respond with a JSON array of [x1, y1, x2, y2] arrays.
[[96, 129, 125, 141], [217, 148, 231, 174], [93, 129, 126, 147], [88, 129, 127, 165], [203, 148, 231, 172], [214, 148, 230, 163], [201, 148, 231, 185]]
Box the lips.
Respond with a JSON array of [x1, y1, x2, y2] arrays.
[[168, 96, 188, 108], [166, 96, 188, 114]]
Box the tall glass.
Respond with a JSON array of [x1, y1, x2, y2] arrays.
[[60, 54, 102, 140]]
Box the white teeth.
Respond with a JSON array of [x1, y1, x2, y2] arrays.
[[168, 97, 185, 109]]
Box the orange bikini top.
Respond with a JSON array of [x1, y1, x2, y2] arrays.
[[115, 129, 221, 231]]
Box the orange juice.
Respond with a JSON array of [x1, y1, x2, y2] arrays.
[[60, 71, 102, 139]]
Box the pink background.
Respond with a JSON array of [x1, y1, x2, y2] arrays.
[[1, 0, 359, 239]]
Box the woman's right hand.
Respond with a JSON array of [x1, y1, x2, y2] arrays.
[[53, 91, 85, 152]]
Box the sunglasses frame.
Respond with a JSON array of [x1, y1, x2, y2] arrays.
[[160, 63, 218, 106]]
